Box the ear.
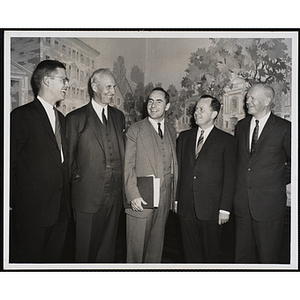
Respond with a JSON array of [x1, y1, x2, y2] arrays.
[[265, 97, 272, 107], [91, 82, 98, 93], [43, 76, 50, 87], [165, 102, 170, 111], [211, 110, 218, 120]]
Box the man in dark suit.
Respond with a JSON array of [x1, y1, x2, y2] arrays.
[[124, 87, 178, 263], [10, 60, 71, 262], [234, 83, 291, 263], [66, 69, 125, 263], [176, 95, 236, 263]]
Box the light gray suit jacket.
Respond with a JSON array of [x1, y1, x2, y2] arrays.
[[124, 117, 178, 218]]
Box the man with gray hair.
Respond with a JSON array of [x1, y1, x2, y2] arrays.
[[234, 83, 291, 263], [66, 69, 125, 262]]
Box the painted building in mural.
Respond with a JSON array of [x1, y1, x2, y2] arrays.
[[10, 37, 127, 115], [175, 76, 291, 135]]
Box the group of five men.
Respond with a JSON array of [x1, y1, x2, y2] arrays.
[[10, 59, 291, 264]]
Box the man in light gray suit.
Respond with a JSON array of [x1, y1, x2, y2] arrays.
[[124, 87, 178, 263]]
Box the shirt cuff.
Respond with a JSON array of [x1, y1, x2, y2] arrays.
[[219, 210, 230, 215]]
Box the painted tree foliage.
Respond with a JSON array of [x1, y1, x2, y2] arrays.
[[123, 81, 145, 127], [182, 38, 292, 107], [165, 84, 185, 128], [130, 65, 145, 85], [112, 56, 127, 95]]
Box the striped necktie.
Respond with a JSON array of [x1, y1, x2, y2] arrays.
[[53, 107, 62, 152], [195, 130, 204, 159]]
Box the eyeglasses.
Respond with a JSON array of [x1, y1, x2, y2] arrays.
[[51, 76, 70, 85]]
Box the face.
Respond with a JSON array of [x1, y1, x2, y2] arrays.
[[48, 67, 69, 103], [92, 73, 116, 106], [246, 86, 271, 119], [147, 90, 170, 122], [194, 97, 217, 129]]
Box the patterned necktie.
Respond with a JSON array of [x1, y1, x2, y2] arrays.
[[102, 108, 107, 127], [158, 122, 163, 139], [250, 120, 259, 154], [195, 130, 204, 159], [53, 107, 62, 152]]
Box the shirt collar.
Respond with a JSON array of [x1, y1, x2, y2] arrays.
[[92, 99, 107, 115], [148, 117, 165, 126], [197, 124, 214, 136], [37, 95, 55, 111], [251, 111, 271, 127]]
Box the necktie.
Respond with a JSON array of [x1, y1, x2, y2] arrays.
[[158, 122, 163, 139], [53, 107, 62, 154], [195, 130, 204, 159], [102, 108, 107, 127], [250, 119, 259, 154]]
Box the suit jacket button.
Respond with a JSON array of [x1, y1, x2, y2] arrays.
[[248, 168, 251, 171], [194, 176, 197, 179]]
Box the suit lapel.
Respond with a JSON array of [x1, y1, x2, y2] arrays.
[[189, 128, 198, 160], [58, 111, 68, 163], [109, 107, 125, 162], [243, 117, 252, 158], [164, 122, 177, 171], [255, 113, 275, 147], [200, 126, 216, 154], [140, 119, 158, 175], [33, 99, 57, 146], [86, 103, 105, 153]]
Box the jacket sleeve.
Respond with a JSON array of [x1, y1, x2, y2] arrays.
[[66, 112, 85, 181], [10, 109, 29, 209], [284, 121, 291, 185], [219, 134, 237, 212], [124, 125, 141, 203]]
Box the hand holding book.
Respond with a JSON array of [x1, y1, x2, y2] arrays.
[[130, 197, 147, 212]]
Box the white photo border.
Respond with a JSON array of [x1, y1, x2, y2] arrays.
[[3, 29, 298, 270]]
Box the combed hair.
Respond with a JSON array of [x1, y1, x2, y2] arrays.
[[87, 68, 113, 100], [146, 87, 170, 104], [31, 60, 66, 97], [199, 94, 221, 116]]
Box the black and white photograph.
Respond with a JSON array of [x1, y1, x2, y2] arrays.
[[2, 30, 298, 274]]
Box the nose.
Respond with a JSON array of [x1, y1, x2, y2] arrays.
[[151, 101, 157, 108], [110, 86, 115, 95]]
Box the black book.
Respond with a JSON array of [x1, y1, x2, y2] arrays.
[[124, 176, 154, 209]]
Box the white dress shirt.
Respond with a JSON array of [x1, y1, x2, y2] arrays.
[[148, 117, 165, 135], [37, 95, 64, 162], [195, 124, 214, 153], [92, 99, 108, 124], [37, 95, 55, 132], [249, 112, 271, 152]]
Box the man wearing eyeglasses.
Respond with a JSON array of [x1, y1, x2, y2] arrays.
[[10, 60, 72, 262]]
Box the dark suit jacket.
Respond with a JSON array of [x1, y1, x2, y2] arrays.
[[234, 113, 291, 221], [177, 126, 236, 221], [10, 98, 70, 227], [66, 102, 125, 213]]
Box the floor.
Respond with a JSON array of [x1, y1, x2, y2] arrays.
[[114, 207, 291, 265], [9, 207, 291, 265]]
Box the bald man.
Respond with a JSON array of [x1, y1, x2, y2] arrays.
[[234, 83, 291, 263]]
